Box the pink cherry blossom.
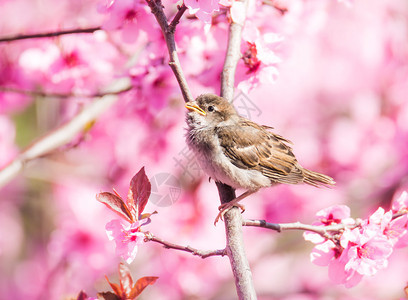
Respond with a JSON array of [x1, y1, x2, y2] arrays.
[[304, 204, 354, 244], [392, 191, 408, 213], [184, 0, 221, 23], [389, 215, 408, 248], [328, 250, 363, 288], [230, 1, 246, 25], [99, 0, 157, 43], [315, 225, 393, 288], [310, 240, 339, 266], [106, 219, 147, 264], [366, 207, 408, 247], [340, 227, 393, 277], [315, 205, 352, 225], [237, 22, 282, 93]]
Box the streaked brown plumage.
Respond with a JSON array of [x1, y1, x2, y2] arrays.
[[185, 94, 335, 223]]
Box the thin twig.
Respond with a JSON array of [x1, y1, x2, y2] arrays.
[[169, 4, 188, 33], [0, 85, 132, 99], [243, 211, 408, 235], [0, 26, 101, 43], [0, 78, 131, 189], [242, 219, 354, 235], [145, 0, 193, 103], [145, 233, 226, 259]]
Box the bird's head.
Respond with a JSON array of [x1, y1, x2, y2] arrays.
[[185, 94, 237, 128]]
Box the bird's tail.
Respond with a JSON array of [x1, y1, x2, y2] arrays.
[[302, 168, 335, 188]]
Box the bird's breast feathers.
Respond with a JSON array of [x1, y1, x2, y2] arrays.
[[186, 124, 271, 190]]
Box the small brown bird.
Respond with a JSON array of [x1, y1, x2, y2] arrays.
[[185, 94, 335, 224]]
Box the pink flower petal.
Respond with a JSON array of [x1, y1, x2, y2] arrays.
[[231, 2, 246, 25], [310, 241, 336, 266]]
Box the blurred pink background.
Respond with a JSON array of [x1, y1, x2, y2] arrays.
[[0, 0, 407, 298]]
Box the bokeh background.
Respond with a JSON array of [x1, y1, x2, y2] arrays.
[[0, 0, 407, 299]]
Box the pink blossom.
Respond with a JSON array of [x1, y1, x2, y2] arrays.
[[389, 215, 408, 248], [99, 0, 156, 43], [367, 207, 393, 235], [366, 207, 408, 246], [184, 0, 221, 23], [230, 1, 246, 25], [315, 205, 352, 225], [328, 250, 363, 288], [306, 205, 397, 287], [304, 205, 353, 244], [237, 22, 282, 93], [340, 227, 393, 277], [106, 219, 147, 264], [323, 225, 393, 288], [310, 240, 339, 266], [392, 191, 408, 213]]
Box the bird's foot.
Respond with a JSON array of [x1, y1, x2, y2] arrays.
[[214, 202, 246, 226]]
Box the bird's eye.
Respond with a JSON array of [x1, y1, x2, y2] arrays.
[[208, 105, 215, 112]]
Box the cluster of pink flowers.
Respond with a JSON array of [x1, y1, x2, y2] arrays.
[[304, 192, 408, 287]]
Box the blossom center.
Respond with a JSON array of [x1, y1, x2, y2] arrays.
[[125, 10, 137, 22], [242, 42, 261, 74]]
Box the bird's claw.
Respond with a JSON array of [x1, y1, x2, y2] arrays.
[[213, 203, 246, 226]]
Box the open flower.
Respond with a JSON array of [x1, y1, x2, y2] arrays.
[[97, 167, 153, 264], [237, 22, 282, 93], [184, 0, 221, 23], [341, 227, 393, 277], [392, 191, 408, 213], [106, 219, 147, 264]]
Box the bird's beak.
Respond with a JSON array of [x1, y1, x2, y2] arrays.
[[185, 101, 206, 116]]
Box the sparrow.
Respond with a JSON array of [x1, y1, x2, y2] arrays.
[[185, 94, 335, 224]]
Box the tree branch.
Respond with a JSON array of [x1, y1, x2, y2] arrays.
[[145, 0, 193, 103], [242, 219, 355, 238], [243, 211, 408, 234], [0, 85, 132, 99], [0, 78, 131, 189], [220, 3, 247, 102], [146, 0, 255, 298], [169, 4, 188, 33], [218, 1, 255, 298], [0, 26, 101, 43], [145, 232, 226, 259]]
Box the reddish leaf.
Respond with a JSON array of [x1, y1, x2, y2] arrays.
[[97, 192, 134, 223], [118, 263, 133, 296], [105, 275, 123, 298], [76, 291, 88, 300], [112, 188, 122, 198], [129, 276, 158, 299], [139, 211, 157, 221], [97, 292, 121, 300], [127, 167, 151, 218]]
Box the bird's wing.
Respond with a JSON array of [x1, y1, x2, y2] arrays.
[[217, 119, 304, 184]]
